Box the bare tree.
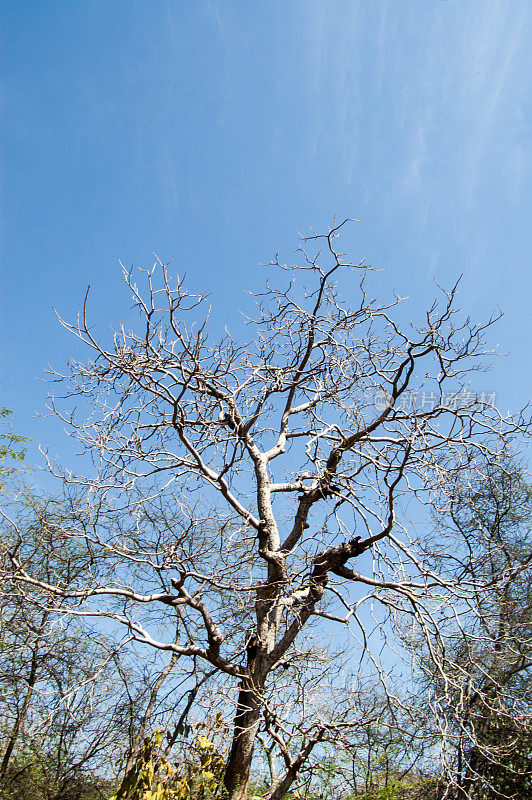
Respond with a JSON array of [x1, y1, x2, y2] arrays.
[[3, 222, 529, 799], [0, 489, 213, 800], [0, 492, 132, 799], [414, 454, 532, 799]]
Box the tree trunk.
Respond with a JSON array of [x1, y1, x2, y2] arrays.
[[0, 647, 39, 781], [223, 680, 262, 800], [267, 769, 299, 800], [265, 728, 325, 800]]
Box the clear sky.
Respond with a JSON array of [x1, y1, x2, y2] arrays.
[[1, 0, 531, 468]]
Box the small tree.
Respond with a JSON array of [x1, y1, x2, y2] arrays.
[[3, 223, 530, 799], [0, 490, 209, 800], [0, 409, 29, 487], [418, 456, 532, 799], [0, 493, 128, 799]]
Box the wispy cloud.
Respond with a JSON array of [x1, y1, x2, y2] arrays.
[[207, 0, 226, 38], [456, 0, 527, 212]]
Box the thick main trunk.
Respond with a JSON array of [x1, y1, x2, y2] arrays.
[[223, 680, 262, 800]]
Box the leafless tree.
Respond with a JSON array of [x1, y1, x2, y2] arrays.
[[413, 454, 532, 799], [2, 222, 529, 799], [0, 489, 212, 798]]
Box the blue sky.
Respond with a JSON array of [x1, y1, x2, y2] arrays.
[[1, 0, 531, 467]]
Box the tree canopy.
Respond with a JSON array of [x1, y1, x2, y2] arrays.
[[2, 224, 531, 800]]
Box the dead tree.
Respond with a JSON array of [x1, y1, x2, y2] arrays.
[[3, 222, 530, 799]]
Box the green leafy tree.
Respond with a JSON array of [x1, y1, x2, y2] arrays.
[[0, 409, 29, 486]]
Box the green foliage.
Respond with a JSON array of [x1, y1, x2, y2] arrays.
[[0, 742, 113, 800], [0, 409, 29, 484], [353, 776, 438, 800], [273, 774, 439, 800]]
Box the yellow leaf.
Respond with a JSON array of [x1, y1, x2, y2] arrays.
[[196, 735, 214, 751]]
